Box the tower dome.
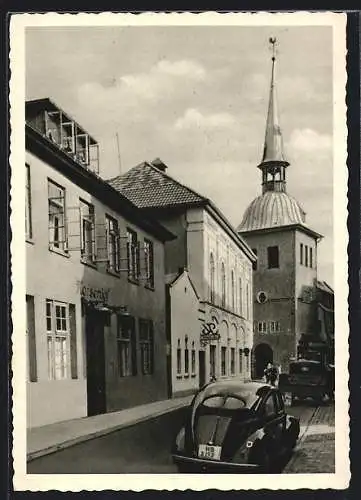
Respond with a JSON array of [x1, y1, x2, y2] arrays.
[[238, 191, 306, 231]]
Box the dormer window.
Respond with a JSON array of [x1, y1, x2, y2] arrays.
[[26, 99, 100, 174]]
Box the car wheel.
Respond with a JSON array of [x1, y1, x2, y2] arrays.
[[260, 452, 272, 473]]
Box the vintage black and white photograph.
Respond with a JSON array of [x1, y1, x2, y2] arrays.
[[10, 12, 348, 491]]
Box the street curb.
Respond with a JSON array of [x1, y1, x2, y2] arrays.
[[27, 401, 189, 462]]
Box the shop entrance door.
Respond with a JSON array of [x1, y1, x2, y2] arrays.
[[85, 309, 106, 416], [199, 350, 206, 388]]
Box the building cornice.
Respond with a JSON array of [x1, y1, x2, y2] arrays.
[[204, 204, 257, 263], [239, 223, 323, 241]]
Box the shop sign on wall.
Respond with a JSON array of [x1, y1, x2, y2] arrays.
[[200, 321, 220, 347], [77, 281, 111, 304]]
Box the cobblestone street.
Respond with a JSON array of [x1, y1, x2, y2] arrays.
[[284, 403, 335, 473]]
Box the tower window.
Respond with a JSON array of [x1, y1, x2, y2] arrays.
[[300, 243, 304, 265], [267, 246, 279, 269], [305, 245, 308, 267], [310, 247, 313, 268], [252, 248, 258, 270]]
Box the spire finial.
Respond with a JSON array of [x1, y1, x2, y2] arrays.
[[257, 36, 289, 193], [269, 36, 277, 61]]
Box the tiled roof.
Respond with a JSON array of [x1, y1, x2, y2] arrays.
[[108, 162, 205, 209], [108, 161, 256, 262]]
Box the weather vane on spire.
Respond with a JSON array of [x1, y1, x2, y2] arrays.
[[269, 36, 277, 61]]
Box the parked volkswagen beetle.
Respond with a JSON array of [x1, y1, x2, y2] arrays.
[[172, 380, 300, 473]]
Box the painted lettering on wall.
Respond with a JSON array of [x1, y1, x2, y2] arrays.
[[77, 281, 110, 303]]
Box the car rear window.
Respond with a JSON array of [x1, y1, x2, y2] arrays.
[[202, 395, 246, 409], [290, 362, 322, 375]]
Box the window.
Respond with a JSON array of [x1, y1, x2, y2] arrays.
[[80, 200, 95, 264], [300, 243, 304, 265], [246, 353, 250, 373], [210, 344, 216, 377], [221, 262, 226, 308], [106, 215, 120, 273], [26, 295, 37, 382], [48, 180, 67, 252], [191, 342, 196, 375], [267, 246, 279, 269], [270, 321, 280, 333], [309, 247, 313, 268], [239, 349, 243, 373], [144, 239, 154, 288], [117, 315, 136, 377], [231, 270, 235, 311], [46, 300, 70, 380], [139, 319, 154, 375], [221, 346, 227, 376], [305, 245, 308, 267], [25, 164, 32, 239], [252, 248, 258, 270], [258, 321, 267, 333], [184, 338, 189, 376], [246, 284, 250, 319], [239, 278, 243, 316], [230, 348, 235, 375], [210, 253, 215, 302], [127, 228, 140, 281], [177, 340, 182, 375]]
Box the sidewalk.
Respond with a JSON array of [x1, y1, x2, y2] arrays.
[[284, 404, 335, 473], [27, 395, 192, 462]]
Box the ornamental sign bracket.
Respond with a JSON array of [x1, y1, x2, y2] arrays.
[[200, 321, 220, 347]]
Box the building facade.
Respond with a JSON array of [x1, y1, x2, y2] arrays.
[[26, 99, 173, 428], [109, 160, 256, 396], [237, 41, 327, 377]]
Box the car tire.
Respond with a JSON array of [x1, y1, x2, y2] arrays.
[[259, 452, 271, 473]]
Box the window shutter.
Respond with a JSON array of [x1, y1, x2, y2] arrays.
[[130, 317, 137, 376], [69, 304, 78, 379], [136, 240, 141, 279], [115, 233, 120, 272], [150, 321, 154, 374]]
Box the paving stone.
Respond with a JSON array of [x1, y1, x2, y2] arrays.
[[284, 404, 335, 473]]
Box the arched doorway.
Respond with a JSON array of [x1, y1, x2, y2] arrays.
[[253, 343, 273, 379]]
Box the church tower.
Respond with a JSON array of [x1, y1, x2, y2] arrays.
[[238, 38, 323, 377]]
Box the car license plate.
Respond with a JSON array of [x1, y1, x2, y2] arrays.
[[198, 444, 221, 460], [284, 392, 292, 406]]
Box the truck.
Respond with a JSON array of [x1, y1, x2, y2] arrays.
[[278, 336, 334, 406]]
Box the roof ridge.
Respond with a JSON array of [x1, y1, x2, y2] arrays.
[[144, 161, 207, 202]]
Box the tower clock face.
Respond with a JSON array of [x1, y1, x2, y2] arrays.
[[257, 291, 268, 304]]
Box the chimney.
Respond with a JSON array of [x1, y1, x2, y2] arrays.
[[151, 157, 168, 172]]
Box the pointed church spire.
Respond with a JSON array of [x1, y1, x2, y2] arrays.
[[258, 37, 290, 194]]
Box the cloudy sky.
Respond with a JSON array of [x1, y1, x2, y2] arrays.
[[26, 25, 333, 284]]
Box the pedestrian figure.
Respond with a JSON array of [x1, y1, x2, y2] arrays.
[[269, 364, 279, 386], [264, 362, 272, 383]]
